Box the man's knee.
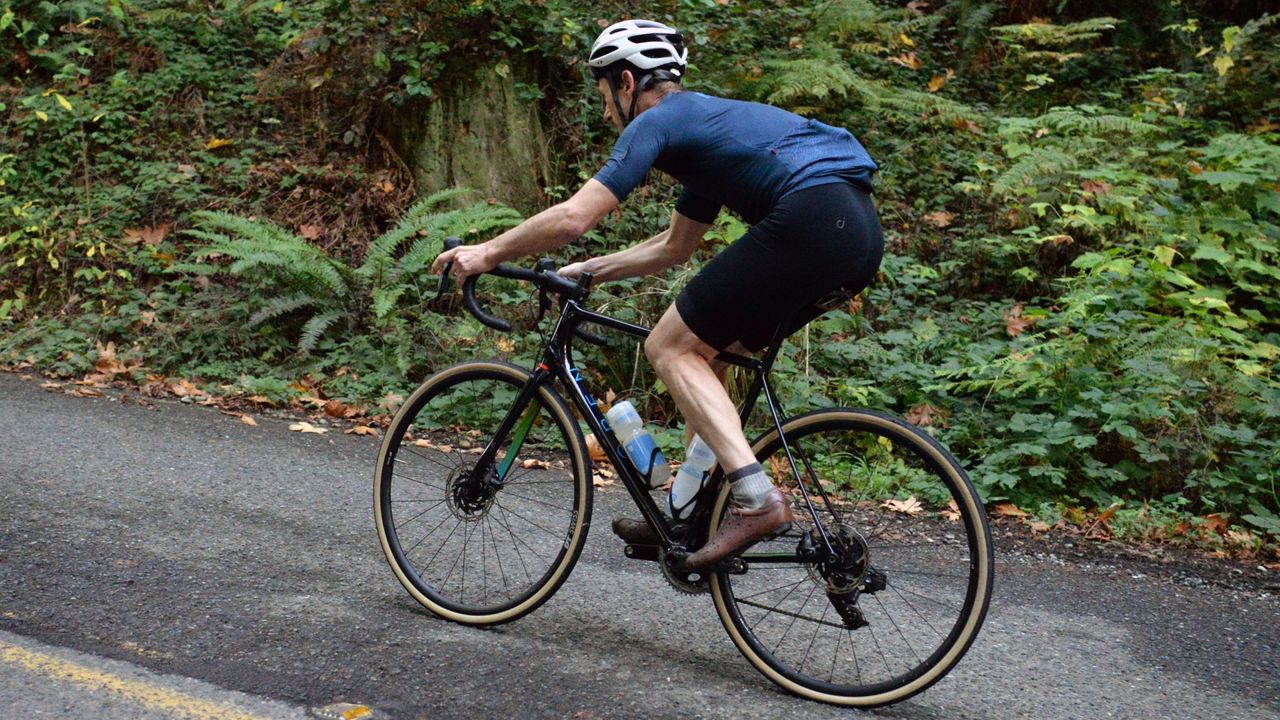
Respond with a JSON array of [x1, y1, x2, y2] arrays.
[[643, 331, 666, 369]]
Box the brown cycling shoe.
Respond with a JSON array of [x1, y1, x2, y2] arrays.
[[686, 488, 794, 569], [611, 516, 660, 545]]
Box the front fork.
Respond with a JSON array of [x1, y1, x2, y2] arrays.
[[465, 370, 550, 492]]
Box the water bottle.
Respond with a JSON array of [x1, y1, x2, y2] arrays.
[[605, 401, 670, 488], [669, 434, 717, 520]]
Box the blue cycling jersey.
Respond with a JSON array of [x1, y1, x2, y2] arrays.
[[592, 91, 877, 225]]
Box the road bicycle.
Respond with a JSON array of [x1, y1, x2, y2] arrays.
[[374, 238, 993, 707]]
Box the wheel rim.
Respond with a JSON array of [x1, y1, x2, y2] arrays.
[[378, 367, 587, 618], [713, 411, 992, 704]]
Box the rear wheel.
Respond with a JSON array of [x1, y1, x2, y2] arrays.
[[710, 408, 993, 706], [374, 361, 592, 626]]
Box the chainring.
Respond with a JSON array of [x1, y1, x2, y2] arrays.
[[659, 548, 708, 595]]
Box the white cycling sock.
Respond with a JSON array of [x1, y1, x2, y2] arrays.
[[727, 463, 773, 509]]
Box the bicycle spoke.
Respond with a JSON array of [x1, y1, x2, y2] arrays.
[[873, 593, 922, 667], [493, 497, 562, 538], [714, 412, 992, 700], [496, 487, 567, 511], [391, 471, 447, 493], [889, 584, 944, 640], [736, 597, 848, 631]]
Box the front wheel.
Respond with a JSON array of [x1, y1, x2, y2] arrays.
[[374, 360, 592, 626], [710, 408, 993, 707]]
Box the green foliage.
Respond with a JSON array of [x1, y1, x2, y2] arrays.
[[3, 0, 1279, 541], [183, 193, 521, 369]]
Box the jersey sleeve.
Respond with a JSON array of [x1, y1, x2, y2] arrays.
[[592, 114, 666, 203], [674, 187, 721, 224]]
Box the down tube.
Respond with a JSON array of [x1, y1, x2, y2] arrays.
[[557, 349, 677, 547]]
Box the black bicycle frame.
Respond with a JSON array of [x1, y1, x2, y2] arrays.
[[472, 294, 838, 557]]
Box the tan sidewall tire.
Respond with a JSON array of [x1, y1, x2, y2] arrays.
[[709, 408, 993, 707], [374, 360, 592, 626]]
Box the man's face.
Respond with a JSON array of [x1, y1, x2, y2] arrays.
[[596, 75, 632, 133]]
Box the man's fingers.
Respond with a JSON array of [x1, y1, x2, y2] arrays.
[[431, 249, 456, 275]]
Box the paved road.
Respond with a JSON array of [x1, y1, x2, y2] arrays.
[[0, 372, 1276, 719]]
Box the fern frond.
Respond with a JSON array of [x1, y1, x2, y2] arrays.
[[298, 311, 345, 353], [992, 147, 1078, 196], [372, 286, 407, 320], [1036, 106, 1161, 136], [248, 293, 317, 326], [763, 57, 859, 106], [993, 17, 1120, 49], [418, 187, 475, 212]]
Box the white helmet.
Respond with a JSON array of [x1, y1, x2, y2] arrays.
[[588, 19, 687, 83]]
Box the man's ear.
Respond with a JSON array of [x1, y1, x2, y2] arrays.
[[619, 69, 636, 94]]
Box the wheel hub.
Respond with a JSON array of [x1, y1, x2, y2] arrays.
[[446, 463, 498, 521], [806, 522, 870, 594]]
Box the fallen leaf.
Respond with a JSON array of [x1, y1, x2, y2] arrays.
[[324, 399, 351, 418], [584, 434, 608, 462], [888, 52, 922, 70], [122, 225, 168, 246], [168, 378, 208, 398], [496, 337, 515, 352], [924, 210, 954, 228], [905, 403, 943, 427], [345, 425, 378, 436], [592, 473, 614, 487], [1201, 514, 1229, 536], [993, 501, 1029, 518], [1003, 303, 1039, 338], [882, 496, 923, 515], [298, 224, 322, 240], [927, 75, 947, 92], [1080, 180, 1112, 196], [245, 395, 275, 406], [952, 118, 981, 133], [940, 498, 961, 521], [1227, 529, 1255, 545], [413, 439, 435, 448], [768, 455, 794, 483], [1027, 520, 1052, 533], [521, 458, 552, 470], [380, 392, 404, 414], [288, 422, 327, 434], [240, 414, 257, 426], [204, 137, 232, 151], [40, 382, 62, 391], [65, 387, 103, 398]]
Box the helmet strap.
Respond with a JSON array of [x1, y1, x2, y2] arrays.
[[605, 73, 632, 128]]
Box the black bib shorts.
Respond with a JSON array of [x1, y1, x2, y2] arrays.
[[674, 181, 884, 352]]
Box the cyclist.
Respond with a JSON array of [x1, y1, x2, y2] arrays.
[[431, 19, 883, 569]]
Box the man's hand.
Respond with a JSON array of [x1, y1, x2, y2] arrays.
[[431, 242, 496, 284], [558, 259, 594, 281]]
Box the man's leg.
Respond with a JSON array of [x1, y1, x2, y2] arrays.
[[645, 304, 792, 568], [644, 304, 756, 472]]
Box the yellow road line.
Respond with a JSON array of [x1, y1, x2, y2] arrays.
[[0, 639, 270, 720]]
